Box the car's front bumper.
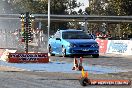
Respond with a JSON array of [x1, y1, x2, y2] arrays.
[[66, 47, 99, 55]]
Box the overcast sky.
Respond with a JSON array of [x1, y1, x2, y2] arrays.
[[75, 0, 89, 11]]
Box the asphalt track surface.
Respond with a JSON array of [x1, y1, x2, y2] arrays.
[[0, 54, 132, 88]]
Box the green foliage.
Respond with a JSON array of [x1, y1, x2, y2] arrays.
[[50, 0, 67, 14], [87, 0, 132, 39], [10, 0, 82, 33], [85, 7, 90, 15], [12, 0, 48, 13], [121, 0, 132, 15], [11, 0, 81, 14], [88, 0, 132, 16]]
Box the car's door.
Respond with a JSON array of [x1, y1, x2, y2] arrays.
[[49, 35, 56, 53], [54, 31, 62, 54]]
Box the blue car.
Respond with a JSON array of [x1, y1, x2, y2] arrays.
[[48, 29, 99, 58]]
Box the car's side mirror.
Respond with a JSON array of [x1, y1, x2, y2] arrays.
[[49, 36, 52, 38], [56, 38, 61, 41]]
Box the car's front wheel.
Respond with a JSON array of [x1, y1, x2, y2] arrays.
[[92, 54, 99, 58], [48, 45, 55, 56], [62, 47, 67, 57]]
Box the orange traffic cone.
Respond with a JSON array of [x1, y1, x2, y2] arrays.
[[72, 57, 78, 70], [78, 57, 84, 71], [81, 68, 88, 78]]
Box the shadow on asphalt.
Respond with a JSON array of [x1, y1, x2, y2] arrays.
[[53, 55, 125, 59]]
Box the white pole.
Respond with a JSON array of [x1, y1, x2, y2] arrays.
[[85, 19, 88, 33], [47, 0, 50, 52]]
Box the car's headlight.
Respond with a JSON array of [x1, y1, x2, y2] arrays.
[[91, 43, 99, 47]]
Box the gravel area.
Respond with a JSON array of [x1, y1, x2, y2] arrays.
[[0, 54, 132, 88], [0, 64, 131, 88], [0, 71, 131, 88]]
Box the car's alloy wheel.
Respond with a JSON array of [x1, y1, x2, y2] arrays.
[[62, 47, 66, 57], [48, 46, 55, 56], [92, 54, 99, 58]]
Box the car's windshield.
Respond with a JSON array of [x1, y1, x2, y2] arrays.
[[62, 31, 92, 39]]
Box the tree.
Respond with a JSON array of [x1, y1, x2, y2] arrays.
[[108, 0, 132, 38], [85, 7, 90, 15], [78, 9, 82, 14], [11, 0, 81, 14], [10, 0, 82, 34], [11, 0, 48, 13], [86, 0, 132, 39], [122, 0, 132, 15]]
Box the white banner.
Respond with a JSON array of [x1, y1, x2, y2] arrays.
[[106, 40, 132, 55]]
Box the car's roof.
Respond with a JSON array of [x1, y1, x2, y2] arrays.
[[59, 29, 83, 32]]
